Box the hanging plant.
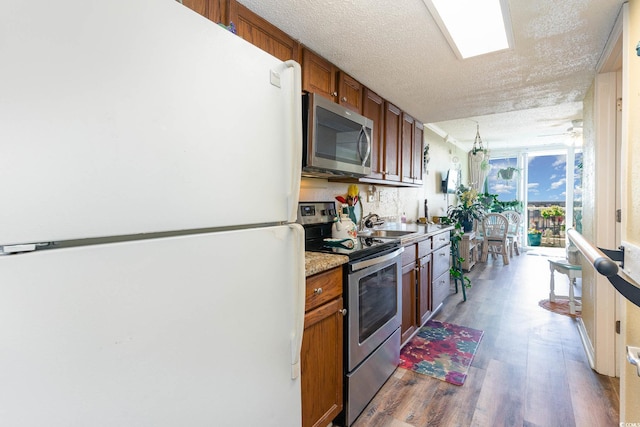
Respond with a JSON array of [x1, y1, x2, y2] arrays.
[[497, 166, 519, 181]]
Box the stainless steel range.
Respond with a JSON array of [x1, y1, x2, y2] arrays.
[[297, 202, 403, 426]]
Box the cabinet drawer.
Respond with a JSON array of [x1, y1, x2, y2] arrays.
[[432, 270, 450, 311], [402, 243, 417, 266], [432, 244, 450, 279], [432, 231, 451, 249], [306, 267, 343, 312], [417, 237, 432, 259]]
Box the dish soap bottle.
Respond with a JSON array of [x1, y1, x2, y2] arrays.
[[401, 212, 406, 224]]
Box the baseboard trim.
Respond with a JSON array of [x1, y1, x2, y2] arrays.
[[577, 317, 596, 370]]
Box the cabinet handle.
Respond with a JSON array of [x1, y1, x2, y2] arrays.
[[313, 287, 323, 295], [340, 309, 348, 316], [331, 91, 338, 96], [341, 96, 347, 102]]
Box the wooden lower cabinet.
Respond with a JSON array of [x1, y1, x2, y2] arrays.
[[431, 231, 452, 312], [432, 271, 450, 312], [417, 254, 431, 326], [301, 268, 344, 427], [401, 259, 418, 344], [401, 233, 452, 346]]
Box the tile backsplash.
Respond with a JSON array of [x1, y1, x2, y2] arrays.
[[299, 178, 428, 224]]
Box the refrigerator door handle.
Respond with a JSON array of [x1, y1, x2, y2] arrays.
[[289, 223, 306, 379], [281, 60, 302, 224]]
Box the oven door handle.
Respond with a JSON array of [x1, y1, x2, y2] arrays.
[[350, 247, 404, 271]]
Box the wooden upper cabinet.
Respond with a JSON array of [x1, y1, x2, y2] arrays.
[[400, 113, 425, 185], [337, 72, 363, 114], [383, 102, 401, 182], [229, 2, 300, 62], [413, 121, 424, 185], [401, 113, 414, 184], [362, 88, 384, 180], [302, 49, 338, 102], [302, 50, 363, 113], [181, 0, 230, 25]]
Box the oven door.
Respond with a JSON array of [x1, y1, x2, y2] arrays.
[[346, 247, 403, 372]]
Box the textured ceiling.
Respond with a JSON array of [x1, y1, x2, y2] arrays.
[[237, 0, 623, 151]]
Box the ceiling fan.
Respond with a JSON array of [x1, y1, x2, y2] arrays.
[[537, 119, 583, 138]]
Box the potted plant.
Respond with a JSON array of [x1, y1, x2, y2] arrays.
[[449, 223, 471, 295], [478, 192, 498, 212], [498, 199, 524, 212], [527, 227, 542, 246], [447, 184, 485, 232], [497, 166, 520, 181], [541, 205, 565, 222]]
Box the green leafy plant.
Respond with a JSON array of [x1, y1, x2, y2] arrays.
[[497, 166, 520, 181], [447, 185, 485, 231], [541, 205, 565, 219], [449, 223, 471, 289]]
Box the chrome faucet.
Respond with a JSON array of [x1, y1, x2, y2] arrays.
[[361, 212, 385, 230]]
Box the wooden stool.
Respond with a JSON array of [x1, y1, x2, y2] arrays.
[[549, 259, 582, 314]]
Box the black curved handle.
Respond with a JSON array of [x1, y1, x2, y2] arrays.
[[567, 228, 640, 308]]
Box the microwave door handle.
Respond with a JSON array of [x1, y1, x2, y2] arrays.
[[358, 125, 371, 167]]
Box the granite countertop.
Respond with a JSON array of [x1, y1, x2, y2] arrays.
[[364, 222, 455, 246], [305, 251, 349, 277], [304, 223, 453, 277]]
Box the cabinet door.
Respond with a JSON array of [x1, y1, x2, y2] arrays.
[[383, 102, 401, 182], [432, 270, 450, 312], [401, 113, 414, 184], [432, 243, 451, 279], [412, 121, 424, 185], [231, 3, 300, 62], [337, 72, 362, 114], [302, 49, 337, 101], [182, 0, 229, 24], [362, 88, 385, 180], [401, 261, 417, 345], [301, 297, 344, 427], [418, 255, 431, 326]]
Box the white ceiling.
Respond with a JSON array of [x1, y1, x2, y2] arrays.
[[237, 0, 624, 152]]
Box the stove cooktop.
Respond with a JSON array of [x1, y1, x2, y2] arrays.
[[297, 201, 400, 261]]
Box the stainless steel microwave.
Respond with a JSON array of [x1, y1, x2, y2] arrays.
[[302, 93, 373, 178]]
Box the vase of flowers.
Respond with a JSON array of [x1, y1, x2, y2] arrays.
[[335, 184, 361, 225], [447, 185, 484, 232]]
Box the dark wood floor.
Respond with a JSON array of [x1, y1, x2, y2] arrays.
[[352, 247, 620, 427]]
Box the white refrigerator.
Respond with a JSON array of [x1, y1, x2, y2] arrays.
[[0, 1, 305, 426]]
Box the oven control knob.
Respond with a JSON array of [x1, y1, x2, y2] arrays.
[[313, 288, 323, 295], [340, 309, 347, 316]]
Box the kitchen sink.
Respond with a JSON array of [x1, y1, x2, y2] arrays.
[[359, 230, 415, 238]]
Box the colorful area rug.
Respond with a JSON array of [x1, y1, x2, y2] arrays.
[[538, 299, 581, 317], [398, 319, 484, 386]]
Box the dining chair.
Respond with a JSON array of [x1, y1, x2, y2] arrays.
[[473, 219, 483, 262], [502, 210, 522, 257], [480, 213, 510, 265]]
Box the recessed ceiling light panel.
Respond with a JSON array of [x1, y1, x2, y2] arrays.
[[424, 0, 514, 59]]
